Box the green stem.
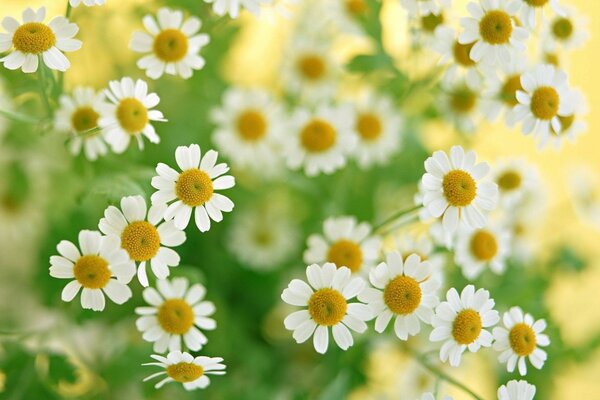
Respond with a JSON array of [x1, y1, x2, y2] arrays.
[[37, 58, 52, 117], [57, 1, 73, 96], [65, 1, 72, 18], [0, 109, 43, 124], [373, 205, 421, 232]]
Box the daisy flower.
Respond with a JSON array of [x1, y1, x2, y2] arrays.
[[541, 6, 588, 51], [517, 0, 562, 29], [497, 380, 536, 400], [99, 77, 166, 153], [49, 230, 135, 312], [492, 158, 539, 206], [54, 86, 108, 161], [136, 277, 216, 353], [454, 225, 511, 280], [459, 0, 528, 66], [98, 195, 186, 287], [358, 252, 440, 340], [281, 263, 372, 354], [204, 0, 271, 18], [0, 7, 82, 73], [493, 307, 550, 375], [130, 8, 209, 80], [69, 0, 105, 7], [304, 216, 381, 275], [151, 144, 235, 232], [433, 26, 483, 89], [143, 351, 225, 390], [395, 233, 445, 282], [430, 285, 499, 367], [439, 74, 483, 133], [420, 145, 498, 234], [400, 0, 451, 17], [546, 89, 587, 149]]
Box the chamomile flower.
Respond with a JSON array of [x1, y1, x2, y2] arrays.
[[497, 380, 536, 400], [455, 225, 511, 280], [130, 8, 209, 80], [395, 233, 444, 282], [459, 0, 528, 66], [143, 351, 225, 390], [439, 75, 483, 133], [546, 89, 587, 149], [304, 216, 381, 275], [358, 252, 440, 340], [151, 144, 235, 232], [99, 77, 166, 153], [136, 277, 216, 353], [421, 394, 453, 400], [433, 26, 483, 89], [69, 0, 105, 7], [493, 307, 550, 376], [517, 0, 562, 29], [0, 7, 82, 73], [98, 195, 186, 287], [283, 105, 357, 176], [492, 159, 538, 206], [420, 145, 498, 234], [400, 0, 451, 17], [543, 8, 588, 52], [281, 263, 372, 354], [49, 230, 135, 312], [204, 0, 271, 18], [54, 87, 108, 161], [430, 285, 499, 367]]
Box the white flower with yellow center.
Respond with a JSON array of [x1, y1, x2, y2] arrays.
[[430, 285, 499, 367], [546, 89, 587, 149], [433, 26, 483, 89], [415, 4, 451, 44], [281, 263, 372, 354], [304, 216, 381, 275], [143, 351, 225, 390], [130, 8, 209, 80], [204, 0, 271, 18], [98, 195, 186, 287], [517, 0, 561, 29], [359, 252, 440, 340], [69, 0, 105, 7], [439, 75, 483, 133], [497, 380, 536, 400], [54, 87, 108, 161], [99, 77, 166, 153], [0, 7, 82, 73], [49, 230, 135, 312], [400, 0, 451, 17], [493, 307, 550, 376], [459, 0, 528, 66], [492, 159, 539, 206], [151, 144, 235, 232], [420, 145, 498, 234], [541, 6, 588, 51], [136, 277, 216, 353], [455, 225, 511, 280]]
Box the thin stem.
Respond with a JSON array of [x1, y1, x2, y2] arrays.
[[58, 1, 73, 96], [373, 205, 421, 232], [65, 1, 72, 18], [0, 108, 43, 124], [37, 58, 52, 117]]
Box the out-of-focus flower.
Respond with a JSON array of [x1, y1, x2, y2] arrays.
[[546, 89, 587, 149], [568, 166, 600, 229], [455, 224, 511, 280], [541, 6, 588, 51], [433, 26, 483, 89], [517, 0, 562, 29], [143, 351, 225, 390], [491, 158, 539, 207], [69, 0, 105, 7], [400, 0, 451, 17], [497, 379, 536, 400], [395, 232, 445, 283], [204, 0, 271, 18], [0, 7, 82, 73], [439, 74, 483, 133]]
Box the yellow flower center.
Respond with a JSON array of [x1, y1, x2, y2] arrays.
[[530, 87, 560, 120], [71, 106, 100, 133], [308, 288, 347, 326], [300, 119, 336, 153], [544, 52, 559, 67], [73, 255, 111, 289], [12, 22, 56, 54], [120, 221, 161, 262], [327, 239, 363, 273], [421, 13, 445, 33], [253, 229, 273, 246], [443, 170, 477, 207], [158, 299, 195, 335], [497, 170, 522, 191], [166, 362, 204, 383], [345, 0, 368, 15], [116, 98, 148, 134], [176, 169, 214, 207], [552, 18, 573, 40], [479, 10, 513, 45], [453, 41, 476, 67], [509, 323, 537, 356], [449, 86, 477, 113], [525, 0, 548, 7], [554, 114, 574, 134], [383, 275, 422, 315], [470, 230, 498, 261], [452, 309, 482, 345], [236, 110, 267, 141], [297, 54, 326, 81], [153, 29, 188, 62], [500, 74, 523, 106], [356, 113, 383, 141]]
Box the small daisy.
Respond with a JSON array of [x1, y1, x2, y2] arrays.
[[455, 225, 511, 280], [493, 307, 550, 376], [69, 0, 105, 7], [546, 89, 587, 149], [400, 0, 451, 17], [98, 195, 186, 287], [0, 7, 82, 73], [151, 144, 235, 232], [420, 145, 498, 234], [99, 77, 166, 153], [541, 6, 588, 51], [358, 252, 440, 340], [517, 0, 562, 29], [395, 233, 445, 282], [130, 8, 209, 80], [433, 26, 483, 89], [204, 0, 271, 18], [421, 393, 453, 400], [281, 263, 372, 354], [430, 285, 499, 367], [439, 74, 483, 133], [143, 351, 225, 390], [304, 216, 381, 275], [49, 230, 135, 312], [54, 86, 108, 161], [459, 0, 528, 66], [492, 158, 539, 206], [497, 380, 536, 400], [136, 277, 216, 353]]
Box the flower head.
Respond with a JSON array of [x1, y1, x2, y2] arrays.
[[497, 379, 536, 400], [143, 351, 225, 390], [455, 224, 511, 280]]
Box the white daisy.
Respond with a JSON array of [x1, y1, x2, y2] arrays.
[[151, 144, 235, 232], [49, 230, 135, 312], [54, 86, 108, 161], [99, 77, 166, 153], [281, 263, 372, 354], [204, 0, 271, 18], [358, 252, 440, 340], [497, 380, 536, 400], [0, 7, 82, 73], [69, 0, 105, 7], [454, 225, 511, 280], [420, 145, 498, 234], [421, 393, 453, 400], [130, 8, 209, 80], [98, 195, 186, 287], [430, 285, 499, 367], [143, 350, 225, 390], [400, 0, 451, 17], [546, 89, 587, 149], [395, 232, 445, 283], [492, 158, 539, 206], [439, 74, 483, 133], [541, 6, 588, 51], [304, 216, 381, 275], [136, 277, 216, 353], [493, 307, 550, 376], [433, 26, 483, 89], [517, 0, 562, 29], [283, 104, 357, 176], [459, 0, 528, 66]]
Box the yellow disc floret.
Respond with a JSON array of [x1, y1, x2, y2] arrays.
[[158, 299, 195, 334], [300, 119, 336, 153], [12, 22, 56, 54], [327, 240, 363, 273], [383, 275, 422, 315], [73, 255, 111, 289], [297, 54, 326, 81], [421, 13, 445, 33], [236, 110, 267, 141], [116, 98, 149, 134], [470, 230, 498, 261], [153, 29, 188, 62], [71, 106, 100, 133], [500, 75, 523, 106], [497, 170, 522, 191], [525, 0, 548, 6], [442, 170, 477, 207], [345, 0, 368, 15], [120, 221, 161, 262], [452, 309, 482, 345], [449, 87, 477, 114], [176, 169, 214, 207], [453, 41, 476, 67], [308, 288, 347, 326], [530, 87, 559, 120], [479, 11, 513, 45], [166, 362, 204, 383], [509, 323, 537, 356], [356, 113, 382, 141]]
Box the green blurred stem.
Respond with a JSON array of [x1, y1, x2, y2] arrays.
[[37, 58, 52, 117], [0, 108, 43, 124], [373, 205, 421, 232], [65, 1, 72, 18], [57, 2, 72, 95]]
